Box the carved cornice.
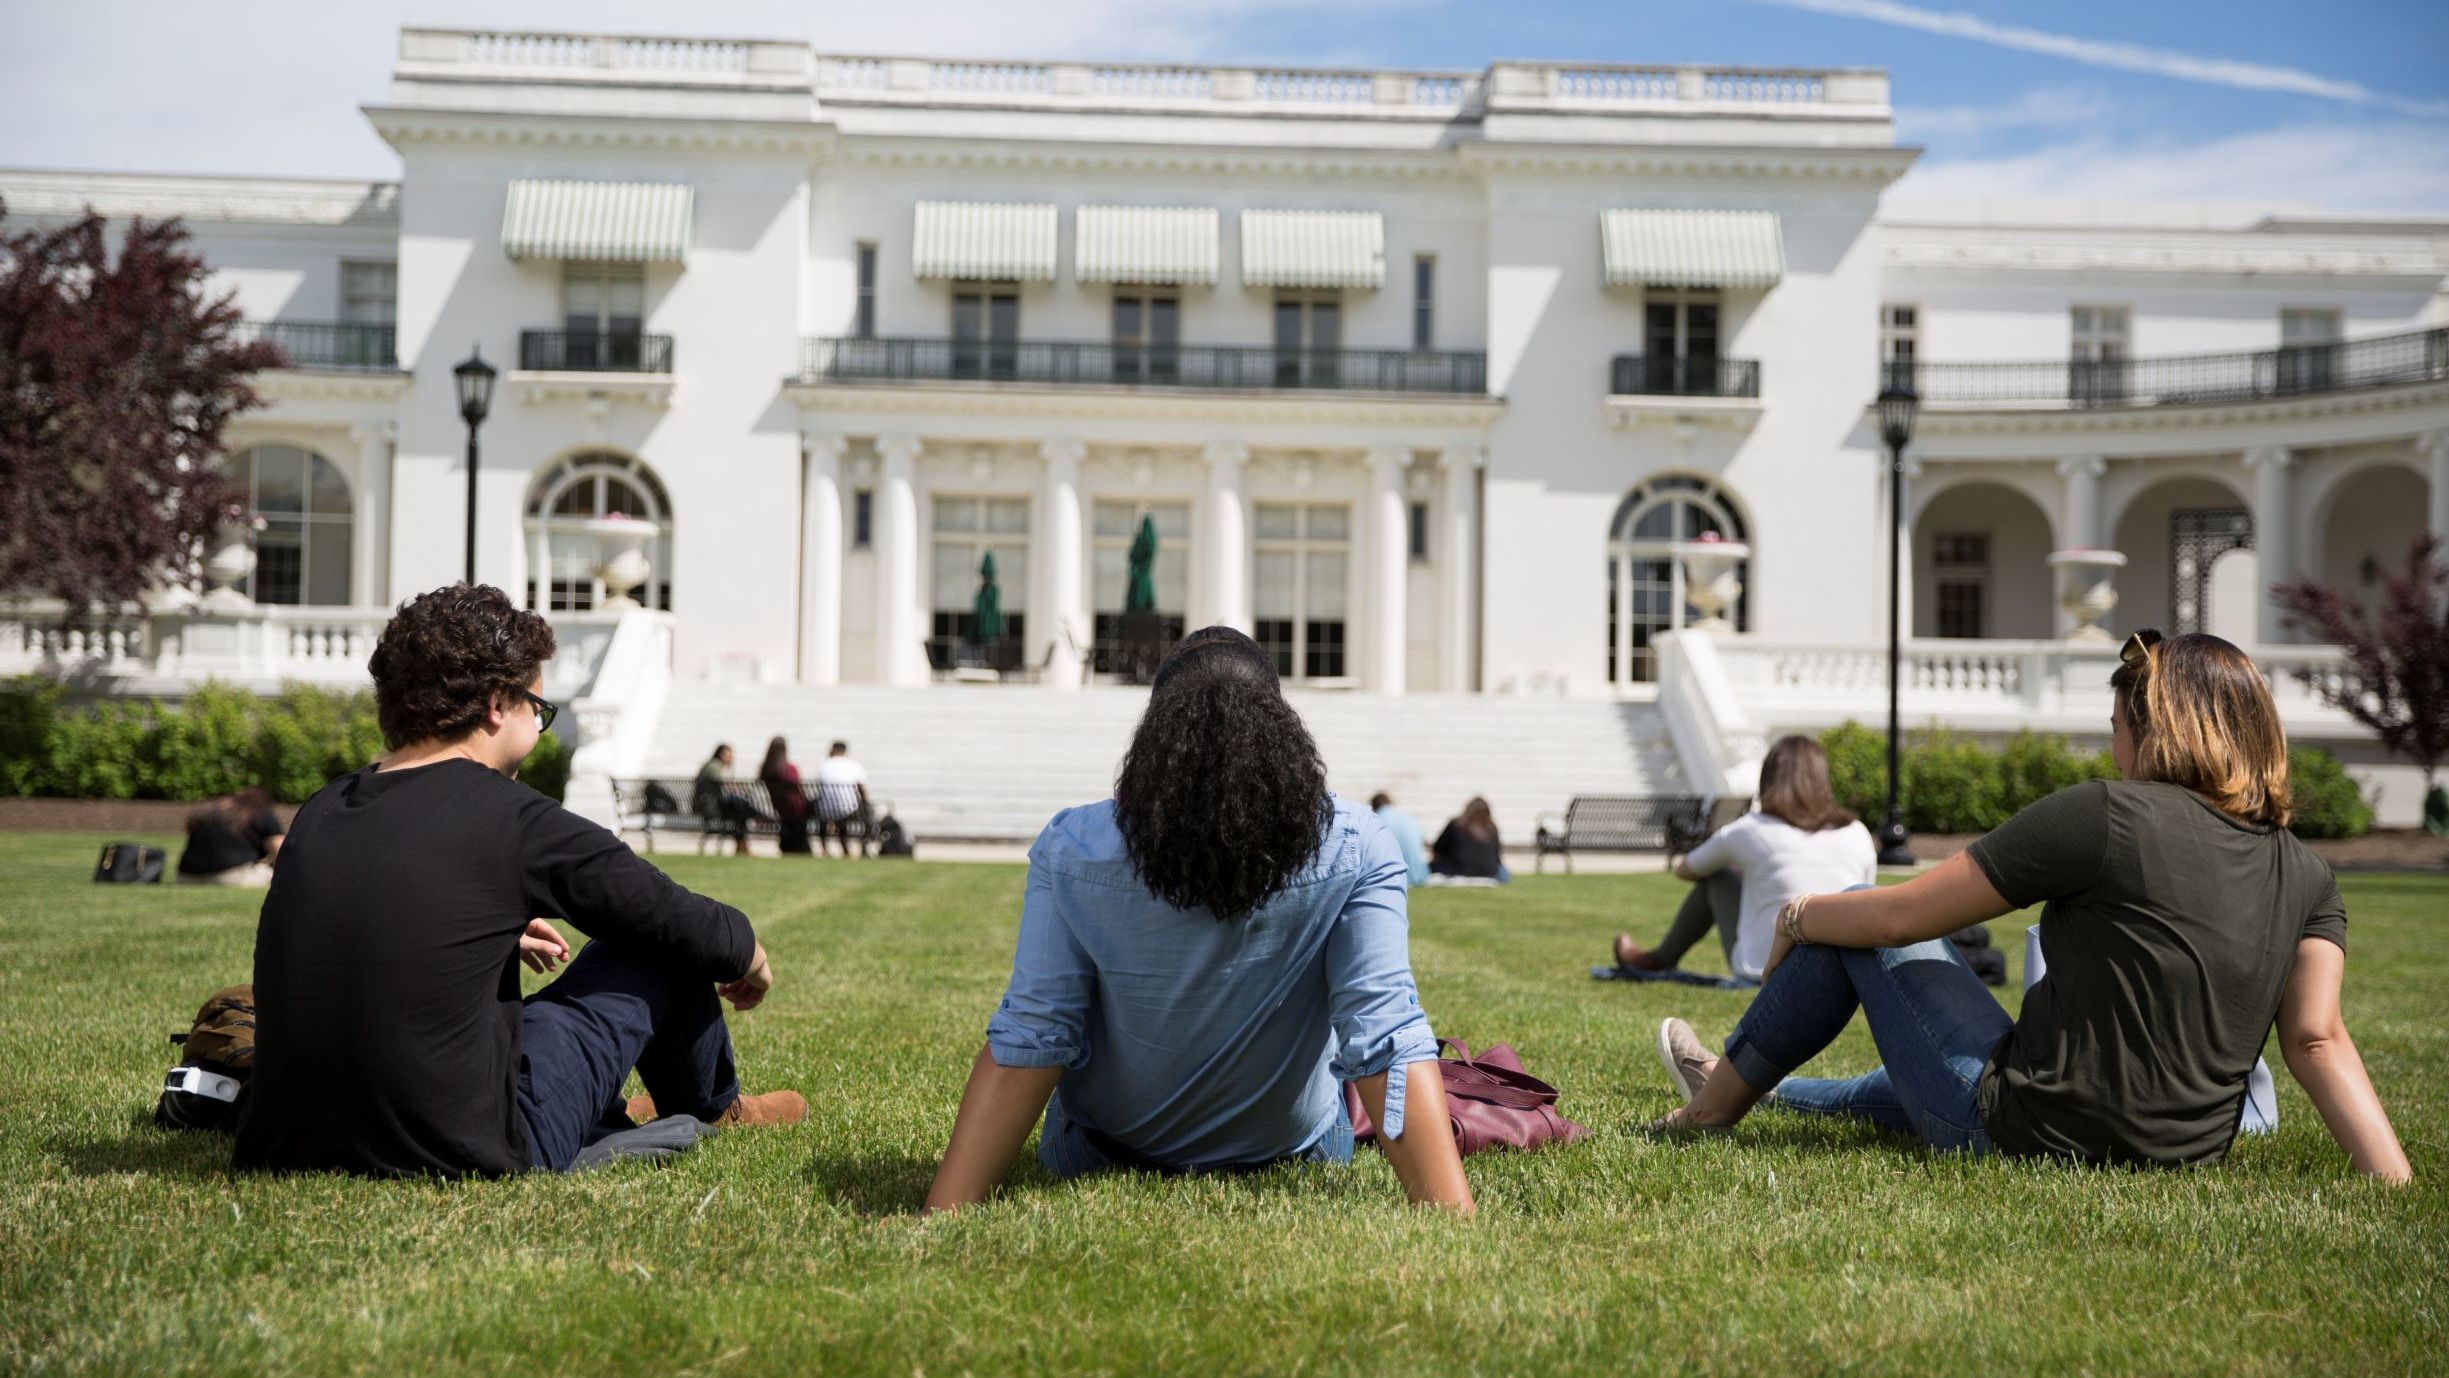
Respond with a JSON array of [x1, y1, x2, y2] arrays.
[[364, 106, 837, 158], [508, 371, 675, 408], [0, 170, 398, 227], [1909, 378, 2449, 438], [251, 370, 413, 404], [782, 379, 1505, 428], [1884, 235, 2442, 280], [827, 136, 1464, 183], [1459, 141, 1918, 184]]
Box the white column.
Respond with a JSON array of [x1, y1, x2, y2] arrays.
[[799, 430, 846, 685], [2424, 428, 2449, 550], [875, 433, 925, 686], [2244, 444, 2292, 647], [1437, 446, 1481, 693], [1039, 438, 1087, 689], [1202, 442, 1249, 632], [2056, 454, 2106, 550], [1366, 445, 1409, 695], [349, 420, 395, 609]]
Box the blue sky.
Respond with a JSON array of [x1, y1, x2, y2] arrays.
[[6, 0, 2447, 212]]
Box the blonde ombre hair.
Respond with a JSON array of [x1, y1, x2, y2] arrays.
[[2110, 632, 2292, 827]]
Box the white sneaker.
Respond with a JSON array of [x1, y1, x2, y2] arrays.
[[1655, 1017, 1716, 1104]]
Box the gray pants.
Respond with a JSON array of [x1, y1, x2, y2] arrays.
[[1652, 871, 1744, 970]]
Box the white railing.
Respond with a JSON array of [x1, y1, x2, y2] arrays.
[[400, 28, 812, 83], [0, 603, 393, 688], [562, 609, 677, 829], [1490, 61, 1883, 111], [1092, 65, 1213, 100], [1656, 632, 1767, 798]]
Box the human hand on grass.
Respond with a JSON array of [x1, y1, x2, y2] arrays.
[[720, 943, 774, 1011], [518, 918, 571, 974]]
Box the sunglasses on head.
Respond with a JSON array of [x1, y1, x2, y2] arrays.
[[2119, 628, 2164, 669], [519, 690, 558, 733]]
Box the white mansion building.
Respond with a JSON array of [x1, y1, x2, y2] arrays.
[[6, 28, 2446, 836]]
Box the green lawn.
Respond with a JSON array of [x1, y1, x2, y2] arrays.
[[1, 832, 2441, 1377]]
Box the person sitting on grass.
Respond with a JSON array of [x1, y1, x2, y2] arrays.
[[1644, 631, 2411, 1183], [1611, 735, 1875, 986], [925, 626, 1473, 1213], [1429, 797, 1509, 884], [233, 583, 804, 1179], [176, 787, 285, 888]]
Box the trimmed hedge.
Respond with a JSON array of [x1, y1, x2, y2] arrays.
[[0, 677, 570, 803], [1818, 721, 2369, 840]]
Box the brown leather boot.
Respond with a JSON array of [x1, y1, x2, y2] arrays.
[[1613, 933, 1668, 972], [627, 1089, 807, 1128]]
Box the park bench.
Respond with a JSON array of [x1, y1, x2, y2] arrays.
[[1532, 794, 1752, 874], [610, 777, 869, 854]]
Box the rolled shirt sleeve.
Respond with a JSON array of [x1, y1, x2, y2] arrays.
[[1325, 818, 1439, 1139], [983, 851, 1096, 1070]]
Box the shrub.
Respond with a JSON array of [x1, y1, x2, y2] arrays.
[[2288, 747, 2375, 840], [1820, 721, 1888, 823], [1998, 729, 2120, 813], [1902, 727, 2010, 834], [520, 729, 573, 803], [0, 678, 62, 794], [1, 680, 392, 803]]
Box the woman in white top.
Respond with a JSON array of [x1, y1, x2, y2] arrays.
[[1612, 735, 1876, 985]]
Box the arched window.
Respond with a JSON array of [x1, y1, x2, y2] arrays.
[[523, 453, 673, 612], [1606, 475, 1749, 685], [231, 444, 353, 606]]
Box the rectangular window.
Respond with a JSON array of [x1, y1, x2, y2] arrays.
[[1111, 292, 1181, 384], [563, 265, 645, 369], [855, 243, 878, 340], [1252, 503, 1351, 681], [2279, 307, 2342, 392], [1408, 500, 1430, 562], [1274, 293, 1342, 387], [1932, 532, 1989, 640], [852, 489, 874, 549], [928, 496, 1031, 671], [1881, 302, 1918, 390], [2069, 305, 2130, 404], [1641, 289, 1722, 395], [1412, 254, 1435, 350], [341, 261, 397, 326], [952, 284, 1020, 380]]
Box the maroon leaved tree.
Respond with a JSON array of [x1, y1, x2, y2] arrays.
[[2275, 533, 2449, 828], [0, 197, 283, 626]]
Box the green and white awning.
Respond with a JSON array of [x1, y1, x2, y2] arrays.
[[1239, 209, 1386, 290], [1076, 206, 1220, 285], [911, 201, 1059, 281], [502, 180, 693, 263], [1601, 210, 1784, 289]]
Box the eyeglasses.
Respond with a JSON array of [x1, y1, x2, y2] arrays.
[[520, 690, 558, 733], [2119, 628, 2164, 669]]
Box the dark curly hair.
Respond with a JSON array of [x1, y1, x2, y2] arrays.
[[1113, 626, 1332, 920], [367, 583, 557, 750]]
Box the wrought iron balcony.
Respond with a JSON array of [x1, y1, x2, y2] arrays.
[[519, 330, 675, 373], [800, 336, 1488, 395], [233, 320, 397, 373], [1891, 325, 2449, 409], [1608, 354, 1762, 398]]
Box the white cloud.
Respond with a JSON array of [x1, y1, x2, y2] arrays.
[[1894, 86, 2110, 140], [1749, 0, 2449, 118], [1889, 122, 2449, 215]]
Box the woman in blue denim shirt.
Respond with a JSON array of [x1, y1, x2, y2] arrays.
[[925, 628, 1474, 1213]]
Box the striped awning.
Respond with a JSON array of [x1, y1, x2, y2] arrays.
[[1239, 209, 1385, 290], [1076, 206, 1220, 285], [911, 201, 1059, 282], [1601, 210, 1784, 289], [502, 180, 692, 263]]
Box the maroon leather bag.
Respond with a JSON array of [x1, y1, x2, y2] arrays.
[[1346, 1038, 1588, 1156]]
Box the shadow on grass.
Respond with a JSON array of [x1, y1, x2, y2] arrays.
[[49, 1111, 234, 1179], [801, 1150, 941, 1216]]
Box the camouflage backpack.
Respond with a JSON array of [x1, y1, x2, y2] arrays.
[[154, 986, 256, 1134]]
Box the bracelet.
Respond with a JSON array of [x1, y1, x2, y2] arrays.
[[1781, 895, 1817, 947]]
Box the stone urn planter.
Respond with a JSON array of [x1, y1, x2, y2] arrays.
[[1674, 538, 1752, 634], [579, 516, 653, 611], [2048, 549, 2129, 644], [199, 519, 260, 612]]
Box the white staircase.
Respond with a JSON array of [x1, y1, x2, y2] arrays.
[[647, 684, 1687, 844]]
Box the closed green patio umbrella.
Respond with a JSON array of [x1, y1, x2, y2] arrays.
[[1125, 515, 1159, 614], [973, 549, 1005, 641]]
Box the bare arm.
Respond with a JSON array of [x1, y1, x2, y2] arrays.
[[1762, 852, 2014, 978], [2276, 938, 2411, 1184], [1354, 1063, 1475, 1214], [924, 1045, 1063, 1213]]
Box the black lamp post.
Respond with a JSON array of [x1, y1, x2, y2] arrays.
[[453, 345, 497, 586], [1875, 381, 1920, 867]]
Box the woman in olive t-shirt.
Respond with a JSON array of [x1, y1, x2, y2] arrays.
[[1645, 632, 2410, 1182]]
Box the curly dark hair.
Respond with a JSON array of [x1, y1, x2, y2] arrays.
[[367, 583, 557, 749], [1113, 626, 1332, 920]]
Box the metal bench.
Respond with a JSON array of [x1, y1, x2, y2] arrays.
[[611, 777, 869, 854], [1532, 794, 1750, 874]]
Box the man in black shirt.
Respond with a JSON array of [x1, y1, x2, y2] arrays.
[[234, 584, 803, 1178]]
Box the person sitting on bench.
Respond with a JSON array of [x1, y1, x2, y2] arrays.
[[233, 583, 804, 1178], [1611, 735, 1875, 986]]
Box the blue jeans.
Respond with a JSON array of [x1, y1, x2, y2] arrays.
[[517, 939, 741, 1171], [1723, 934, 2012, 1154], [1037, 1086, 1355, 1180]]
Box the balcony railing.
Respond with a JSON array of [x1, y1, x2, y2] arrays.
[[519, 330, 675, 373], [1609, 355, 1762, 399], [233, 320, 397, 373], [800, 337, 1489, 395], [1891, 325, 2449, 410]]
